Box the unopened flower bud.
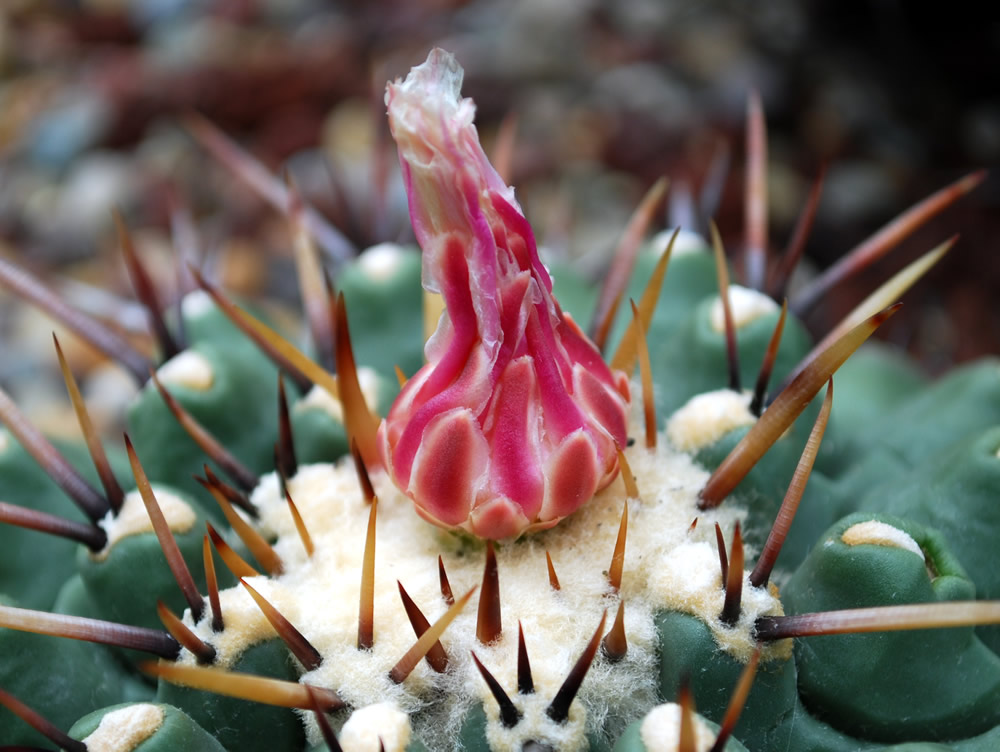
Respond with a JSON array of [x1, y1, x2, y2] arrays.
[[379, 49, 630, 539]]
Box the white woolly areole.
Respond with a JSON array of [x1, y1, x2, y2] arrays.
[[841, 521, 925, 560], [359, 243, 409, 282], [649, 228, 707, 257], [83, 703, 164, 752], [181, 289, 214, 319], [93, 487, 196, 562], [640, 703, 716, 751], [340, 702, 412, 752], [710, 285, 778, 332], [175, 398, 787, 749], [294, 368, 380, 423], [156, 350, 214, 392], [666, 390, 755, 452]]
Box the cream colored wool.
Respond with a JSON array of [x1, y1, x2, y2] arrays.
[[666, 389, 756, 452], [640, 703, 716, 751], [93, 488, 195, 562], [710, 286, 778, 332], [155, 350, 215, 392], [841, 520, 925, 560], [340, 702, 412, 752], [358, 243, 410, 281], [83, 703, 164, 752]]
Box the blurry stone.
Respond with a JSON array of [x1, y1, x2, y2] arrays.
[[592, 64, 695, 132], [820, 161, 898, 226], [607, 0, 670, 38], [128, 0, 203, 29], [448, 0, 590, 80], [25, 152, 136, 247], [963, 104, 1000, 162], [748, 0, 806, 53], [767, 149, 808, 228], [134, 120, 194, 178], [28, 92, 111, 169]]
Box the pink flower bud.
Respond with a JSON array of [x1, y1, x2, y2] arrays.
[[379, 49, 630, 539]]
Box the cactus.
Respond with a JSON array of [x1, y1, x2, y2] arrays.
[[0, 47, 998, 752]]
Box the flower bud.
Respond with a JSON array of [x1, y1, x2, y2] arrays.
[[379, 49, 630, 539]]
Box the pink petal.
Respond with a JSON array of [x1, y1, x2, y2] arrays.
[[408, 408, 488, 526], [539, 429, 600, 521], [469, 496, 531, 540], [484, 357, 544, 522]]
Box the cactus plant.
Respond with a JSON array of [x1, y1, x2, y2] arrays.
[[1, 47, 998, 752]]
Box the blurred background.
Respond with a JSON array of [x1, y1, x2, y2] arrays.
[[0, 0, 997, 431]]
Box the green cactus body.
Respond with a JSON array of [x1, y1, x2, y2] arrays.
[[606, 242, 720, 356], [156, 638, 306, 752], [813, 341, 929, 475], [336, 243, 426, 379], [290, 368, 398, 466], [782, 513, 1000, 743], [654, 611, 796, 752], [126, 293, 289, 505], [0, 594, 128, 747], [76, 485, 220, 633], [0, 432, 112, 609], [614, 706, 749, 751], [648, 288, 812, 420], [51, 573, 158, 699], [858, 427, 1000, 653], [693, 423, 807, 545], [830, 359, 1000, 518]]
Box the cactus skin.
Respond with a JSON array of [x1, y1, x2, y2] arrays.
[[613, 710, 749, 751], [650, 296, 812, 421], [782, 513, 1000, 743], [291, 368, 399, 466], [655, 611, 797, 752], [859, 427, 1000, 653], [155, 639, 306, 752], [336, 243, 426, 379], [127, 338, 280, 507], [0, 595, 129, 747], [0, 435, 121, 609]]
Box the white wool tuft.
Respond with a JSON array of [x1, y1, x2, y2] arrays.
[[181, 289, 214, 319], [648, 228, 707, 257], [340, 702, 412, 752], [83, 703, 164, 752], [666, 389, 755, 452], [93, 488, 196, 562], [359, 243, 409, 281], [841, 521, 925, 560], [640, 703, 716, 751], [156, 350, 214, 391], [710, 286, 777, 332]]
